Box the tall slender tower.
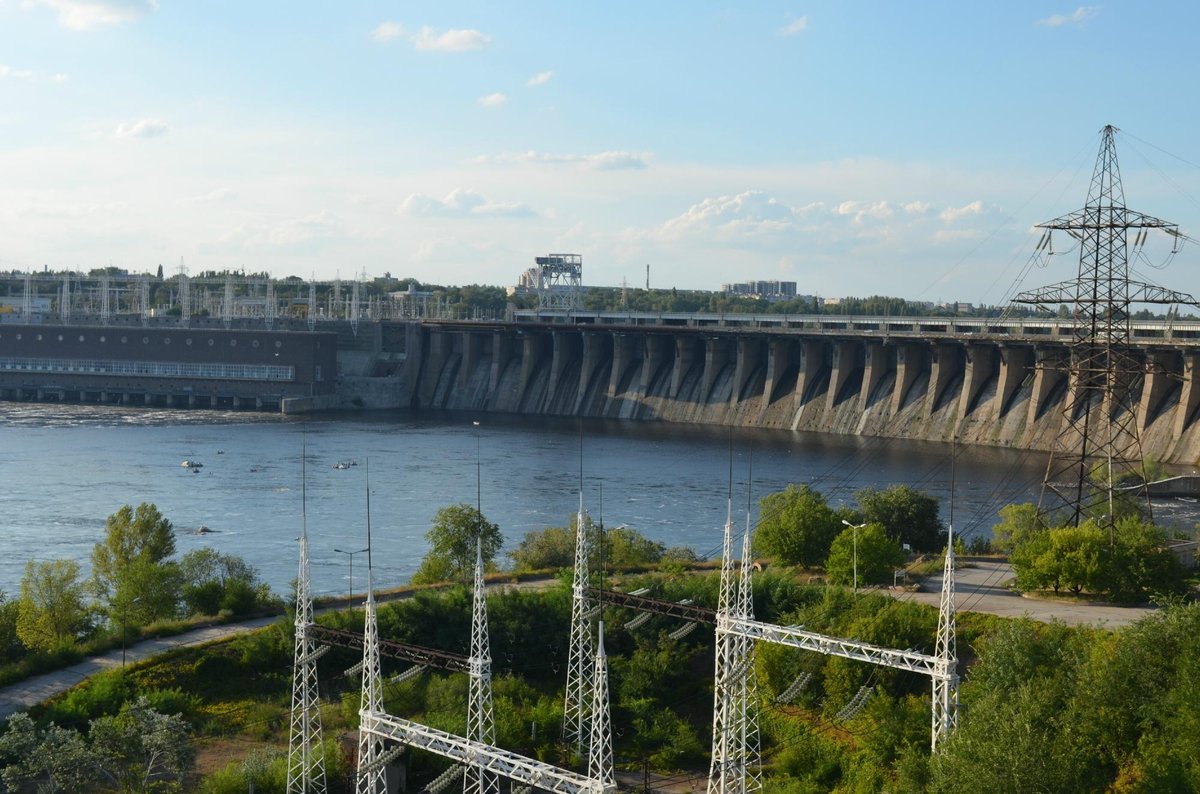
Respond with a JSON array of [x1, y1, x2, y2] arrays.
[[464, 537, 500, 794], [733, 522, 761, 792], [931, 523, 959, 751], [562, 491, 595, 753], [707, 496, 739, 793], [355, 483, 388, 794], [1013, 125, 1198, 527], [287, 457, 327, 793], [586, 622, 615, 790]]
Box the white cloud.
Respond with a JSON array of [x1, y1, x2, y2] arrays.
[[836, 200, 894, 223], [779, 16, 809, 36], [483, 150, 652, 170], [527, 71, 554, 87], [659, 191, 798, 240], [477, 92, 507, 108], [50, 73, 70, 82], [370, 20, 406, 41], [1037, 6, 1099, 26], [28, 0, 157, 30], [939, 200, 984, 222], [412, 26, 491, 52], [114, 117, 169, 139], [182, 188, 238, 204], [398, 188, 534, 218], [0, 65, 35, 79], [903, 201, 931, 214], [215, 211, 344, 250]]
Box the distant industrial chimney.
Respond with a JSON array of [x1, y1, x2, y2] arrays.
[[645, 264, 650, 290]]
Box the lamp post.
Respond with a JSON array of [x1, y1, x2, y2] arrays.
[[334, 546, 369, 600], [842, 520, 867, 592]]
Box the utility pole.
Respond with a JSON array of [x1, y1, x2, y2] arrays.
[[1013, 125, 1200, 529]]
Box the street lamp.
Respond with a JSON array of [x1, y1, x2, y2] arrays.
[[842, 520, 867, 593], [334, 546, 369, 600]]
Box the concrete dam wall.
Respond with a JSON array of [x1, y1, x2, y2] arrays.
[[403, 322, 1200, 465]]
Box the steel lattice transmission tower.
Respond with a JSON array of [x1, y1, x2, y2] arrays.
[[930, 524, 959, 751], [732, 521, 761, 792], [286, 465, 328, 793], [465, 537, 500, 794], [586, 623, 615, 791], [562, 491, 595, 754], [708, 497, 743, 794], [1013, 125, 1199, 527], [355, 503, 389, 794]]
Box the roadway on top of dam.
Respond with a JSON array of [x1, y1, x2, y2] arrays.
[[421, 308, 1200, 345]]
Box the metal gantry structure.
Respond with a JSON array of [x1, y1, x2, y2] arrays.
[[1012, 124, 1200, 528], [562, 492, 595, 753], [286, 473, 328, 794], [464, 537, 500, 794], [288, 482, 958, 792], [707, 497, 762, 793], [353, 545, 616, 794]]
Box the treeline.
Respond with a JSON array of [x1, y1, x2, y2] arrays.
[[752, 484, 949, 584], [0, 503, 275, 682]]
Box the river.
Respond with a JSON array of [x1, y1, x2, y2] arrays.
[[0, 404, 1185, 600]]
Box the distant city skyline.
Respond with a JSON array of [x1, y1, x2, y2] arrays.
[[2, 2, 1200, 305]]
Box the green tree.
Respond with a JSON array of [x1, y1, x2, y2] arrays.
[[602, 525, 666, 568], [91, 697, 196, 792], [16, 559, 89, 651], [178, 549, 271, 616], [91, 503, 180, 628], [854, 485, 944, 552], [412, 504, 502, 585], [0, 591, 23, 663], [1012, 522, 1106, 595], [509, 525, 576, 571], [0, 713, 100, 792], [754, 485, 841, 566], [825, 523, 905, 586], [992, 502, 1039, 553]]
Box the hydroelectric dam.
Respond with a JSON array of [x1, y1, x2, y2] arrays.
[[6, 307, 1200, 463]]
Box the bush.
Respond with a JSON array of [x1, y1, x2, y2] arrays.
[[754, 485, 841, 566], [825, 523, 905, 586]]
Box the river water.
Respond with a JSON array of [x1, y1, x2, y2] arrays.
[[0, 405, 1189, 600]]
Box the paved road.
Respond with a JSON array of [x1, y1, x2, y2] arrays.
[[887, 559, 1158, 627], [0, 577, 555, 721]]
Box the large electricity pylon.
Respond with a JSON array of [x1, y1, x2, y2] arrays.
[[708, 496, 743, 793], [465, 537, 500, 794], [562, 491, 595, 753], [930, 524, 959, 751], [587, 622, 615, 791], [1013, 125, 1199, 527], [286, 461, 328, 794], [355, 493, 389, 794], [732, 519, 761, 792]]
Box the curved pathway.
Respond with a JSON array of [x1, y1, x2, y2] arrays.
[[889, 559, 1157, 627], [0, 576, 556, 721]]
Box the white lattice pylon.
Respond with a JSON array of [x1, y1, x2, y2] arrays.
[[931, 523, 959, 752], [562, 494, 594, 753], [286, 517, 327, 792], [586, 622, 614, 789], [707, 498, 740, 793], [355, 562, 389, 794], [733, 520, 761, 793], [465, 537, 500, 794]]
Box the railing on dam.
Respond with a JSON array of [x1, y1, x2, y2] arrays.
[[507, 308, 1200, 343]]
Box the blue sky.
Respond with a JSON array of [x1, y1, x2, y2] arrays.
[[3, 1, 1200, 305]]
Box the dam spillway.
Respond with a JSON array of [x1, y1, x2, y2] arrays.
[[399, 310, 1200, 464], [6, 309, 1200, 464]]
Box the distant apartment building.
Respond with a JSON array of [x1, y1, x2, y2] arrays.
[[720, 280, 798, 301]]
